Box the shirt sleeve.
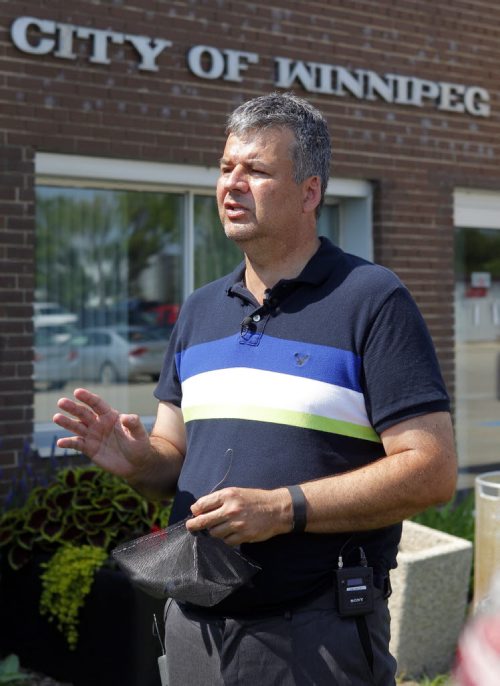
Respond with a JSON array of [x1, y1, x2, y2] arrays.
[[154, 322, 183, 407], [361, 285, 450, 435]]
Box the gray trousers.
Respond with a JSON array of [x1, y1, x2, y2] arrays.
[[163, 587, 397, 685]]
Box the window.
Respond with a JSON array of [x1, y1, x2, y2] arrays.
[[194, 195, 241, 289], [454, 190, 500, 486], [34, 185, 191, 454], [317, 203, 340, 245], [34, 154, 372, 455]]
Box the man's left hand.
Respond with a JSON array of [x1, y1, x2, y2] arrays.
[[186, 487, 293, 546]]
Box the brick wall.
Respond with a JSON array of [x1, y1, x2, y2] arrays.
[[0, 0, 499, 483], [0, 144, 35, 497]]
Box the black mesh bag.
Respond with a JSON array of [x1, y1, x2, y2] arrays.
[[111, 518, 261, 606]]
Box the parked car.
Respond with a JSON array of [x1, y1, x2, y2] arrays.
[[33, 325, 76, 390], [67, 326, 169, 384], [33, 302, 78, 327]]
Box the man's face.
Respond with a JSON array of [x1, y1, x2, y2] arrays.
[[216, 127, 305, 247]]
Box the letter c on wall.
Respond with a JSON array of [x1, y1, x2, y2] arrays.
[[11, 16, 56, 55]]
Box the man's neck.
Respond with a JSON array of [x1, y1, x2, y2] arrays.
[[243, 235, 321, 304]]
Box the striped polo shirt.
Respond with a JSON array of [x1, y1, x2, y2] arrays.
[[155, 237, 449, 615]]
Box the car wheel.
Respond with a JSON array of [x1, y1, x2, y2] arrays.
[[99, 363, 119, 385]]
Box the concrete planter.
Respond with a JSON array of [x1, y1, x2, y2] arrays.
[[388, 520, 473, 679]]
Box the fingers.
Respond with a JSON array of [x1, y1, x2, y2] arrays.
[[186, 487, 291, 544], [53, 411, 89, 439], [73, 388, 113, 416], [120, 413, 148, 440], [55, 436, 86, 453], [187, 488, 259, 544], [186, 510, 223, 533], [54, 388, 117, 432], [55, 388, 112, 419], [190, 490, 223, 517], [54, 388, 120, 451], [55, 398, 95, 427], [185, 511, 242, 546], [186, 490, 228, 532]]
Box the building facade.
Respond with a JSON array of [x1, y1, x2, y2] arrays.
[[1, 0, 500, 497]]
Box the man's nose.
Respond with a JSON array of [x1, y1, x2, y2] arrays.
[[224, 166, 249, 192]]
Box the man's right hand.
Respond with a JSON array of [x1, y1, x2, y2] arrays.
[[53, 388, 153, 480]]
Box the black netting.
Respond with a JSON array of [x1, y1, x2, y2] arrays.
[[112, 518, 261, 606]]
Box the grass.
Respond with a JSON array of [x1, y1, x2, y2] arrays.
[[397, 492, 476, 686], [411, 490, 474, 544], [411, 489, 475, 598], [397, 674, 451, 685]]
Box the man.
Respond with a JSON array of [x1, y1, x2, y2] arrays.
[[54, 92, 457, 685]]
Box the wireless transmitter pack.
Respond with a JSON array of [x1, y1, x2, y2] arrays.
[[335, 562, 375, 617]]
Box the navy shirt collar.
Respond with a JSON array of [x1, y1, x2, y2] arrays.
[[225, 237, 340, 301]]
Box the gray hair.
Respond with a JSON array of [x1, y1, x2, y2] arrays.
[[226, 92, 332, 217]]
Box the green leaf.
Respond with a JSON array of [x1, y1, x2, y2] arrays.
[[39, 545, 108, 649], [86, 530, 109, 548], [114, 494, 142, 512], [54, 491, 74, 510], [59, 525, 85, 544], [24, 486, 46, 507], [7, 545, 32, 570], [94, 497, 113, 509], [60, 469, 77, 489], [86, 510, 113, 526], [16, 531, 35, 550], [26, 507, 50, 531], [41, 520, 63, 542], [78, 468, 101, 484], [0, 513, 20, 546]]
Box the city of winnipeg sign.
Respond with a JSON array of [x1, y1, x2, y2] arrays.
[[10, 16, 491, 118]]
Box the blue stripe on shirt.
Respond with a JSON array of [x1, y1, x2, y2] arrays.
[[175, 334, 362, 392]]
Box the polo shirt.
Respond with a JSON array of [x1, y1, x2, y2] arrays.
[[154, 237, 450, 615]]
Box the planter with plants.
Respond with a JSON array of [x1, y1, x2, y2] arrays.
[[389, 494, 475, 681], [0, 463, 171, 686]]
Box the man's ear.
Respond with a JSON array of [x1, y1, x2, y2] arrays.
[[302, 176, 322, 214]]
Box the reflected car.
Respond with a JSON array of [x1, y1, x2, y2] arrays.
[[34, 325, 76, 390], [68, 326, 169, 384], [34, 302, 78, 328]]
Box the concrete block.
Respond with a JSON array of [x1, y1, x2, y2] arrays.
[[389, 520, 473, 679]]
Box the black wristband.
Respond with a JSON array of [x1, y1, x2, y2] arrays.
[[286, 485, 307, 533]]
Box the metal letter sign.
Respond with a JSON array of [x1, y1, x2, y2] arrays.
[[10, 16, 491, 117], [10, 16, 172, 71]]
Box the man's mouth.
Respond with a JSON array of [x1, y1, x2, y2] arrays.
[[224, 201, 248, 219]]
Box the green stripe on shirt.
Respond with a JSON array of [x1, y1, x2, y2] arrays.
[[182, 404, 381, 443]]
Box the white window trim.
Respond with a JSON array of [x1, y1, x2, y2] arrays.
[[37, 152, 371, 196], [454, 188, 500, 230]]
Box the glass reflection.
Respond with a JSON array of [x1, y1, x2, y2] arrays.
[[455, 226, 500, 486], [35, 186, 184, 451]]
